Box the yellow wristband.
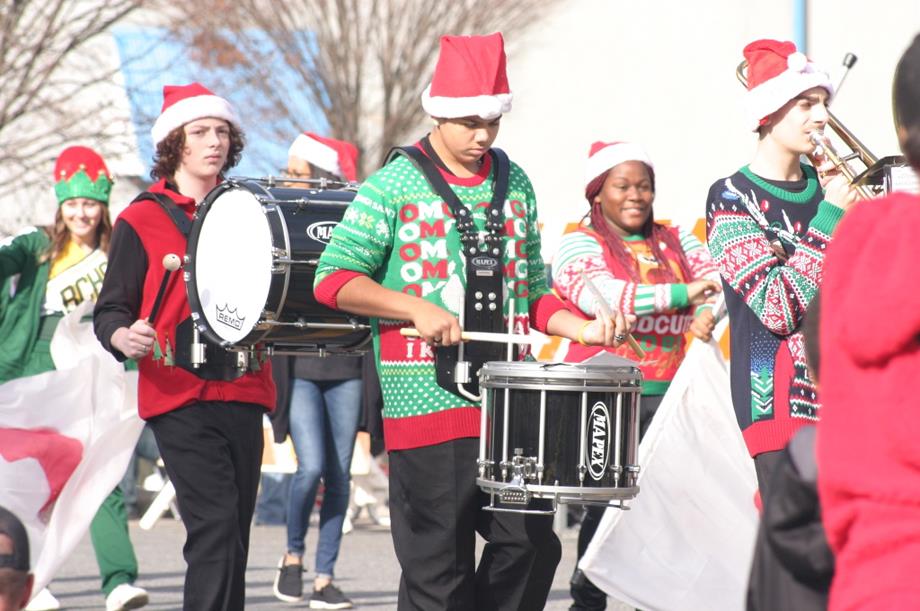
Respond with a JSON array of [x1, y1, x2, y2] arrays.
[[577, 320, 592, 346]]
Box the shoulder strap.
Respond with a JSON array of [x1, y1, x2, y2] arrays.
[[131, 191, 192, 237], [385, 145, 510, 247]]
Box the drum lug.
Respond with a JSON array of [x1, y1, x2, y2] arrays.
[[578, 464, 587, 483], [453, 360, 471, 384], [477, 459, 492, 479], [271, 247, 290, 274], [624, 465, 641, 487], [190, 325, 207, 368]]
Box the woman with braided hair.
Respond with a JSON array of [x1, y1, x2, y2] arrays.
[[551, 140, 721, 611]]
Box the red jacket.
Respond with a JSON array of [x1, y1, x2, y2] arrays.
[[817, 191, 920, 610], [97, 180, 275, 419]]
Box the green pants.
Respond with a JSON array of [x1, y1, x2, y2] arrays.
[[89, 486, 139, 596]]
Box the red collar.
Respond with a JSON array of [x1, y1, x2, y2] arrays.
[[414, 141, 493, 187], [149, 178, 202, 212]]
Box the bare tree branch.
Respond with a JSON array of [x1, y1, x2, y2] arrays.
[[168, 0, 556, 176], [0, 0, 149, 233]]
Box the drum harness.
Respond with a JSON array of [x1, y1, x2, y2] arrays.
[[131, 190, 255, 381], [387, 140, 513, 401]]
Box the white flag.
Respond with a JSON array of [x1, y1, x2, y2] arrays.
[[0, 302, 143, 592], [580, 320, 758, 611]]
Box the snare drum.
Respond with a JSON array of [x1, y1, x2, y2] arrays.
[[477, 360, 642, 513], [185, 178, 370, 353]]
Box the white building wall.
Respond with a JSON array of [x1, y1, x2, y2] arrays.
[[498, 0, 919, 259], [0, 32, 145, 234]]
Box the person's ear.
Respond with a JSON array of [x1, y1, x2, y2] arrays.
[[20, 573, 34, 609], [897, 125, 909, 153]]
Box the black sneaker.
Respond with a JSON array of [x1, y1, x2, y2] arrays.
[[272, 558, 304, 603], [309, 583, 353, 609]]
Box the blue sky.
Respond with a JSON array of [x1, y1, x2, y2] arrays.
[[112, 28, 327, 180]]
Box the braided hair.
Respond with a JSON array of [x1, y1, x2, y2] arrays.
[[584, 166, 693, 284]]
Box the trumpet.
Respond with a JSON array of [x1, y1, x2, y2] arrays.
[[735, 59, 880, 199]]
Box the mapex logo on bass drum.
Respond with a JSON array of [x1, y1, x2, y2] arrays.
[[587, 401, 611, 481], [306, 221, 337, 244]]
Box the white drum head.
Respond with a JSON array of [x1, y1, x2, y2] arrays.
[[194, 187, 274, 343]]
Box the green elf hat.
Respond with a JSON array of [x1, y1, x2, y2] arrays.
[[53, 146, 113, 206]]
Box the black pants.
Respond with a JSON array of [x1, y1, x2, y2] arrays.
[[746, 449, 829, 611], [148, 401, 264, 611], [389, 437, 562, 611], [570, 394, 664, 611]]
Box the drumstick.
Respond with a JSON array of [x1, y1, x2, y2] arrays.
[[580, 271, 646, 360], [399, 327, 542, 345], [148, 253, 182, 326]]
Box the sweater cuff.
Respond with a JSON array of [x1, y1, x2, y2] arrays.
[[810, 201, 845, 236], [694, 303, 713, 317], [530, 294, 566, 334], [314, 270, 365, 310], [669, 284, 689, 309]]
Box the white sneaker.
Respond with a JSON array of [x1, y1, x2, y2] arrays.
[[105, 583, 149, 611], [25, 588, 61, 611]]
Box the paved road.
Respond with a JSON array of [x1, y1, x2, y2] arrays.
[[47, 511, 632, 610]]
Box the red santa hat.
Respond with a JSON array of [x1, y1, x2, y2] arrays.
[[421, 32, 512, 120], [151, 82, 240, 146], [584, 141, 654, 189], [288, 132, 359, 181], [744, 39, 834, 131], [53, 145, 113, 205]]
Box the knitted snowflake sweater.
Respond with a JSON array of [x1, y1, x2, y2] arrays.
[[314, 151, 564, 451], [706, 164, 843, 457]]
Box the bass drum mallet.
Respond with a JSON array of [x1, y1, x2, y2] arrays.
[[148, 253, 182, 326]]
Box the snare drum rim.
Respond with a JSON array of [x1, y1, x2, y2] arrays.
[[479, 360, 642, 392], [476, 477, 640, 501]]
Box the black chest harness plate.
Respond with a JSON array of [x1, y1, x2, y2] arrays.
[[386, 144, 514, 398]]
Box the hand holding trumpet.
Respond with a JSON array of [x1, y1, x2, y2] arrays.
[[811, 133, 862, 210]]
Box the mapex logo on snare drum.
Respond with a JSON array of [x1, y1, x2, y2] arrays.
[[306, 221, 337, 244], [215, 304, 245, 330], [587, 401, 611, 481]]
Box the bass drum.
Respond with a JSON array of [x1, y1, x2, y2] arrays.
[[185, 178, 369, 354]]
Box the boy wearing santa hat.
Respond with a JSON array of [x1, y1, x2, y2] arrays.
[[705, 39, 857, 608], [706, 39, 859, 491], [314, 33, 628, 610], [94, 83, 275, 611]]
